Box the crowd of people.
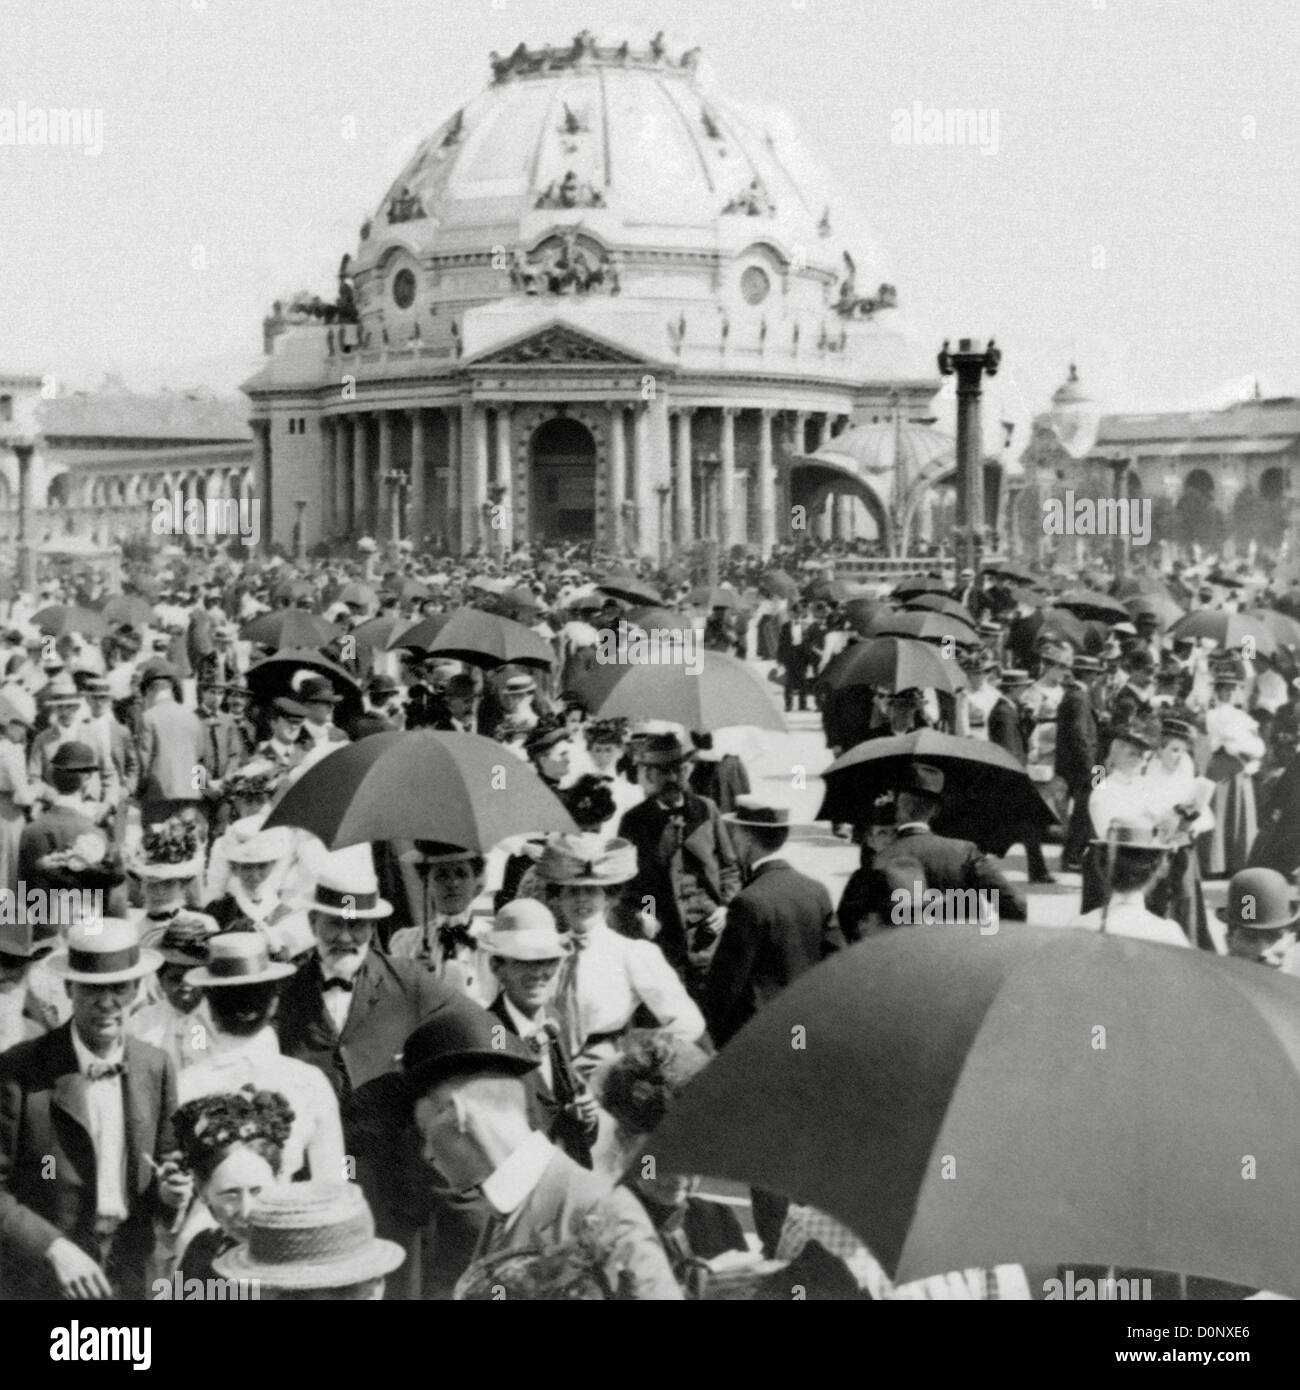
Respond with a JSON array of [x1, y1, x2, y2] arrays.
[[0, 535, 1297, 1300]]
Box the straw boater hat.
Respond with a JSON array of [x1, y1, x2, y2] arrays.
[[40, 676, 82, 709], [635, 731, 695, 767], [534, 834, 638, 887], [480, 899, 568, 961], [224, 824, 292, 867], [502, 673, 537, 697], [722, 795, 793, 829], [212, 1182, 405, 1291], [185, 933, 296, 988], [305, 845, 392, 919], [47, 919, 162, 985], [1089, 816, 1173, 854], [1215, 867, 1300, 933], [399, 839, 480, 868]]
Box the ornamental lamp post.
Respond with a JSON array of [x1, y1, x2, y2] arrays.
[[938, 338, 1001, 574]]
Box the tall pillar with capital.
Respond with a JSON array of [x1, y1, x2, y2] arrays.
[[719, 407, 737, 554], [337, 417, 354, 535], [408, 409, 426, 551], [758, 409, 776, 556], [673, 408, 694, 544], [251, 422, 270, 554], [445, 408, 461, 552], [493, 406, 513, 555], [608, 404, 627, 555], [632, 405, 651, 559], [938, 337, 1001, 569], [460, 401, 488, 553], [647, 391, 670, 559], [352, 414, 369, 537], [377, 410, 395, 539]]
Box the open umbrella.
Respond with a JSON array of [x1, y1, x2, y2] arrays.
[[871, 609, 980, 648], [891, 576, 950, 599], [803, 577, 853, 605], [622, 607, 696, 636], [1054, 589, 1129, 623], [32, 606, 108, 640], [241, 608, 340, 650], [1244, 608, 1300, 652], [651, 925, 1300, 1296], [979, 561, 1040, 586], [1015, 606, 1088, 650], [391, 577, 431, 603], [820, 637, 967, 697], [338, 582, 378, 608], [265, 730, 576, 850], [1168, 610, 1276, 658], [841, 597, 884, 636], [271, 577, 315, 606], [423, 607, 554, 669], [96, 594, 155, 627], [592, 649, 785, 733], [597, 572, 663, 607], [900, 593, 975, 622], [689, 585, 742, 610], [350, 614, 417, 651], [1123, 593, 1184, 630], [246, 650, 363, 725], [387, 612, 450, 651], [759, 569, 801, 602], [817, 729, 1054, 852]]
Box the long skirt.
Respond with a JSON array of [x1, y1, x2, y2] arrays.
[[1199, 753, 1257, 878]]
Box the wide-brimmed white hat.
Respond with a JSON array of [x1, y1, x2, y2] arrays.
[[47, 919, 162, 985], [480, 900, 568, 961], [534, 833, 638, 887], [226, 824, 292, 867], [185, 933, 296, 988], [305, 845, 392, 919]]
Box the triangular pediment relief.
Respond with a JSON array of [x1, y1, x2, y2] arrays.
[[469, 321, 648, 367]]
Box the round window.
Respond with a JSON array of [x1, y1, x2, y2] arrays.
[[392, 267, 417, 310], [740, 265, 770, 305]]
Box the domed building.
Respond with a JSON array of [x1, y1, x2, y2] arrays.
[[243, 33, 938, 558]]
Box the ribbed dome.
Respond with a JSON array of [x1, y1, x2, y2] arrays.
[[350, 34, 884, 289], [805, 420, 954, 478]]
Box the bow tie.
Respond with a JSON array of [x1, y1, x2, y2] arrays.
[[437, 922, 476, 957], [526, 1022, 560, 1054], [321, 977, 355, 993], [85, 1060, 124, 1081]]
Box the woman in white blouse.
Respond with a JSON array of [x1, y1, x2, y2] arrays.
[[0, 705, 34, 899]]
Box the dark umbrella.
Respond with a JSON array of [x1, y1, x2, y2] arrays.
[[901, 593, 974, 622], [1017, 606, 1088, 650], [871, 609, 980, 647], [979, 561, 1040, 586], [1123, 593, 1184, 630], [891, 576, 950, 599], [387, 612, 450, 651], [32, 605, 108, 640], [841, 597, 884, 635], [760, 569, 801, 602], [817, 729, 1055, 852], [423, 607, 554, 669], [97, 594, 155, 627], [1055, 589, 1129, 623], [392, 577, 431, 603], [497, 587, 541, 623], [245, 650, 363, 725], [651, 925, 1300, 1296], [689, 585, 742, 610], [593, 650, 785, 732], [1113, 574, 1175, 601], [241, 608, 340, 650], [350, 615, 417, 651], [821, 637, 967, 697], [1168, 610, 1276, 658], [804, 577, 853, 604], [597, 572, 663, 607], [1244, 608, 1300, 651], [265, 730, 577, 850]]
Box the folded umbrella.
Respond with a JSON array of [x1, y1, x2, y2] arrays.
[[265, 730, 577, 850], [651, 925, 1300, 1296], [817, 729, 1054, 852]]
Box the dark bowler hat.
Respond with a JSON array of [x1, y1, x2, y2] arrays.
[[138, 659, 182, 694], [271, 696, 309, 719], [636, 732, 696, 767], [893, 762, 944, 798], [366, 673, 401, 699], [51, 741, 98, 774], [1215, 867, 1300, 932], [524, 720, 569, 758], [298, 675, 342, 705], [1072, 654, 1103, 674], [399, 1005, 538, 1097], [722, 796, 792, 829]]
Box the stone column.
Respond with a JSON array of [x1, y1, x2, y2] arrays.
[[461, 401, 488, 552], [352, 414, 369, 536], [839, 493, 855, 540], [408, 408, 426, 551], [719, 407, 738, 553], [337, 417, 354, 534], [608, 404, 627, 554], [632, 405, 650, 559], [251, 423, 270, 554], [758, 408, 776, 556], [321, 419, 337, 539], [377, 409, 394, 538], [444, 408, 461, 552], [673, 408, 694, 544], [494, 406, 512, 555], [818, 412, 833, 449]]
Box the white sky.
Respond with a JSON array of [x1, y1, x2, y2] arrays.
[[2, 0, 1297, 439]]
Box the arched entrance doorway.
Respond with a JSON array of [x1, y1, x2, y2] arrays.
[[530, 416, 596, 542]]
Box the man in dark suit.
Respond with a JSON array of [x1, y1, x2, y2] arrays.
[[344, 674, 406, 741], [18, 742, 102, 895], [0, 920, 189, 1299], [987, 669, 1053, 883], [705, 797, 843, 1048], [617, 732, 740, 977], [275, 850, 464, 1104], [1056, 654, 1105, 872], [776, 603, 823, 712], [858, 762, 1027, 932], [480, 900, 598, 1168]]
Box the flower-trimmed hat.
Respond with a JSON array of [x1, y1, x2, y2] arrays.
[[134, 816, 204, 881], [534, 833, 638, 887], [47, 919, 162, 985], [223, 760, 282, 802], [212, 1182, 405, 1291], [155, 915, 216, 969]]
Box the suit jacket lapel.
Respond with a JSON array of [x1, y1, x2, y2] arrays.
[[340, 953, 384, 1045]]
